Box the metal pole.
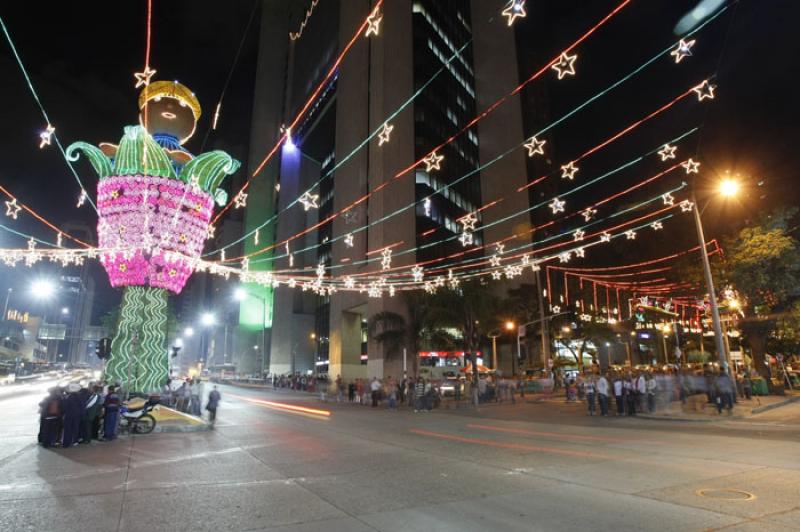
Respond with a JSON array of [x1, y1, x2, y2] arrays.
[[491, 336, 497, 370], [261, 296, 267, 376], [2, 288, 11, 320], [516, 328, 522, 376], [691, 191, 728, 371], [535, 268, 550, 368]]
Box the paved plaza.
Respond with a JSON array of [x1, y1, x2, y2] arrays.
[[1, 383, 799, 531]]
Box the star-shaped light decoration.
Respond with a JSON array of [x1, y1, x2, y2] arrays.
[[670, 39, 696, 64], [76, 190, 87, 207], [381, 247, 392, 271], [692, 80, 716, 101], [299, 191, 320, 210], [551, 52, 577, 80], [521, 254, 530, 266], [523, 136, 546, 157], [344, 233, 354, 248], [658, 144, 677, 161], [39, 124, 55, 149], [501, 0, 527, 26], [581, 207, 597, 222], [254, 228, 260, 245], [234, 191, 248, 209], [423, 197, 432, 217], [662, 192, 675, 206], [411, 265, 424, 283], [681, 158, 700, 174], [316, 262, 326, 279], [531, 262, 541, 272], [491, 270, 503, 280], [134, 66, 157, 88], [574, 247, 586, 258], [573, 229, 585, 242], [5, 198, 22, 219], [56, 232, 63, 248], [679, 199, 695, 212], [651, 221, 664, 231], [344, 276, 355, 290], [549, 197, 566, 214], [559, 251, 572, 264], [495, 243, 505, 255], [561, 161, 579, 180], [435, 276, 445, 288], [377, 122, 394, 146], [365, 6, 382, 37], [490, 254, 502, 267], [625, 229, 637, 240], [459, 231, 474, 247], [460, 212, 478, 232], [206, 224, 216, 240], [552, 305, 562, 314], [423, 151, 444, 172], [424, 281, 436, 294]]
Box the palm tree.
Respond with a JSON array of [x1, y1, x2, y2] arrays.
[[367, 291, 455, 377]]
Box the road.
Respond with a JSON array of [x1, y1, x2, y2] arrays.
[[0, 382, 798, 532]]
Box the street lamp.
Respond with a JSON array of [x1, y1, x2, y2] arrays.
[[184, 327, 195, 337], [31, 279, 56, 300], [691, 178, 739, 372], [61, 307, 69, 316], [201, 312, 216, 327]]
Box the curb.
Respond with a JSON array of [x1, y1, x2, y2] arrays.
[[751, 395, 800, 415], [154, 422, 211, 433]]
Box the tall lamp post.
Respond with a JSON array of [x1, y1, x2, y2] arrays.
[[690, 177, 739, 373]]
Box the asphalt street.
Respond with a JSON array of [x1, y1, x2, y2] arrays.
[[0, 382, 798, 532]]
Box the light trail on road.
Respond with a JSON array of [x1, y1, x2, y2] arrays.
[[228, 393, 331, 419]]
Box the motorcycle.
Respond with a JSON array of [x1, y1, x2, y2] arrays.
[[119, 396, 158, 435]]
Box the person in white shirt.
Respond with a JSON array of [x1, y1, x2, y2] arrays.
[[370, 377, 382, 408], [636, 373, 647, 413], [646, 374, 658, 413], [613, 376, 624, 415], [596, 374, 610, 416]]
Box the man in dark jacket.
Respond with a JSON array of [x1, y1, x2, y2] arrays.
[[61, 383, 84, 448], [81, 385, 102, 443], [103, 386, 121, 440], [38, 388, 63, 448]]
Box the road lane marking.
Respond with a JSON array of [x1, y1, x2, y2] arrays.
[[409, 429, 614, 459]]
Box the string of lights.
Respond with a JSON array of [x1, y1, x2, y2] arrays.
[[222, 5, 727, 265], [213, 0, 386, 224], [0, 184, 91, 247], [0, 15, 99, 213]]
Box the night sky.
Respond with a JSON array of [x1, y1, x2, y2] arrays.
[[0, 0, 797, 316]]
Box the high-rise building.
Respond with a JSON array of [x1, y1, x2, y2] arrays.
[[243, 0, 530, 379]]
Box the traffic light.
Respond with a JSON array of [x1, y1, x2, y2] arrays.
[[96, 337, 112, 360], [171, 345, 181, 358]]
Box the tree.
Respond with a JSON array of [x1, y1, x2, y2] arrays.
[[367, 291, 455, 377], [722, 208, 800, 377], [433, 280, 501, 404], [676, 208, 800, 377], [552, 316, 615, 370]]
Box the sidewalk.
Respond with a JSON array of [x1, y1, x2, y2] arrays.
[[638, 393, 800, 422]]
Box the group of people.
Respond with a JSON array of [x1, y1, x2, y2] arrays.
[[38, 382, 123, 448], [161, 377, 221, 423], [329, 375, 441, 412], [568, 368, 744, 416]]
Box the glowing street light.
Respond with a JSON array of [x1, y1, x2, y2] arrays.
[[233, 287, 247, 301], [61, 307, 69, 315], [184, 327, 195, 337], [200, 312, 216, 327], [504, 320, 516, 332], [31, 279, 56, 300], [719, 178, 740, 197]]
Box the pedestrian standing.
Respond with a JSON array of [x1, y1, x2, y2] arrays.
[[636, 373, 647, 413], [624, 376, 636, 416], [348, 381, 355, 402], [596, 373, 610, 416], [38, 388, 62, 448], [613, 376, 624, 415], [206, 386, 221, 426], [61, 383, 83, 448], [387, 377, 398, 410], [193, 378, 205, 416], [102, 386, 121, 441], [414, 378, 425, 412], [335, 375, 343, 402], [646, 374, 658, 413], [585, 376, 596, 416], [370, 377, 381, 407], [81, 385, 101, 444]]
